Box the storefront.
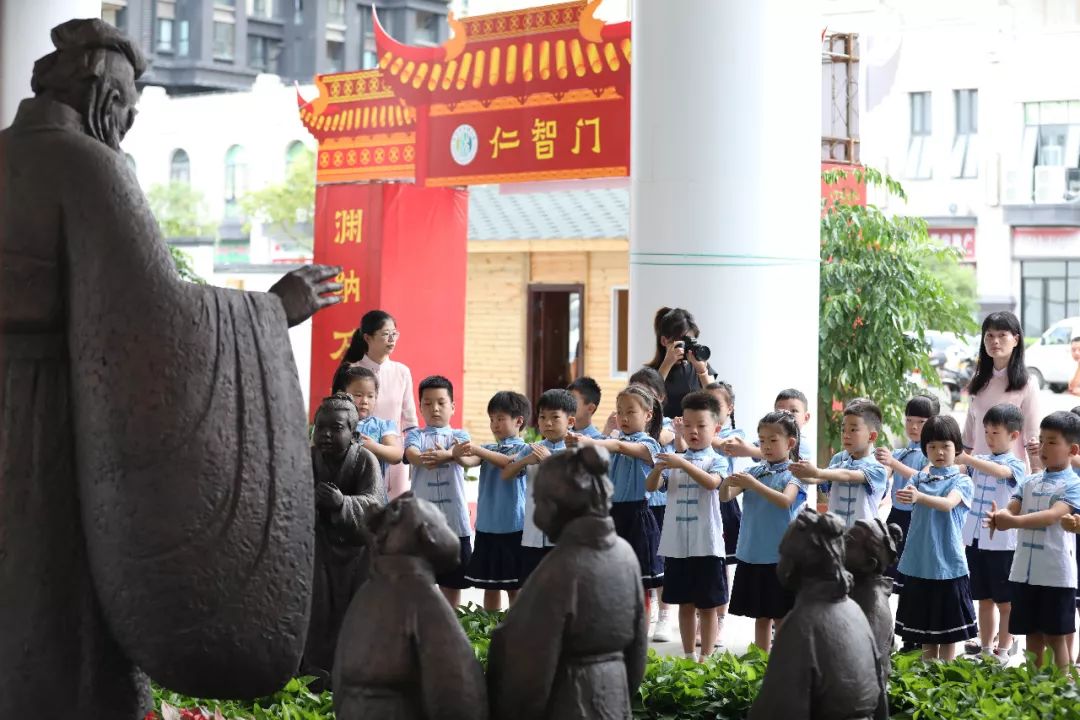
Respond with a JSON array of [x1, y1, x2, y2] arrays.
[[1012, 227, 1080, 337]]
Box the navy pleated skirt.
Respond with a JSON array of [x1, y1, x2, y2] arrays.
[[895, 575, 977, 645], [611, 500, 664, 589]]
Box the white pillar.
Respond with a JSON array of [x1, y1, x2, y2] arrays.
[[629, 0, 821, 438], [0, 0, 101, 127]]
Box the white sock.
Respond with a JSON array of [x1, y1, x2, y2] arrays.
[[684, 652, 695, 660], [657, 608, 669, 621]]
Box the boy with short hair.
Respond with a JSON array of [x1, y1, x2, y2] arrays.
[[646, 391, 729, 662], [957, 402, 1027, 660], [502, 388, 577, 581], [403, 375, 480, 607], [568, 376, 605, 439], [987, 411, 1080, 669], [461, 391, 531, 611], [791, 399, 887, 528], [720, 388, 814, 463]]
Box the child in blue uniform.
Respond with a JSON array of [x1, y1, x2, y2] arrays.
[[572, 384, 664, 590], [894, 415, 976, 660], [403, 375, 479, 607], [721, 411, 807, 652], [502, 389, 576, 582], [957, 403, 1027, 660], [648, 391, 728, 662], [989, 411, 1080, 669], [332, 364, 404, 479], [792, 399, 887, 528], [461, 391, 530, 611], [874, 394, 938, 594], [705, 381, 744, 567], [568, 376, 605, 439], [719, 388, 815, 464]]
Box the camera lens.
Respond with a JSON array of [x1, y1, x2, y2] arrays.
[[692, 343, 711, 362]]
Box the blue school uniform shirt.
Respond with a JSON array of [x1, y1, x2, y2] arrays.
[[611, 431, 662, 504], [961, 451, 1026, 550], [404, 426, 472, 537], [1009, 468, 1080, 588], [475, 436, 527, 534], [356, 415, 399, 478], [889, 442, 927, 512], [897, 466, 973, 580], [825, 451, 888, 528], [657, 447, 727, 558], [648, 418, 676, 508], [734, 460, 807, 564], [517, 438, 567, 548], [579, 424, 605, 439]]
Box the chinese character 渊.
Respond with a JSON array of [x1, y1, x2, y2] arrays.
[[531, 119, 557, 160], [490, 126, 521, 159], [330, 330, 355, 361], [333, 208, 363, 244], [571, 117, 601, 155]]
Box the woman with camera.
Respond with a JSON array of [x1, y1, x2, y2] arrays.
[[646, 307, 715, 418]]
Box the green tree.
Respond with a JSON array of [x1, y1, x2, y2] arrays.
[[818, 167, 978, 458], [147, 182, 216, 239], [920, 252, 978, 317], [168, 245, 205, 284], [240, 147, 315, 249]]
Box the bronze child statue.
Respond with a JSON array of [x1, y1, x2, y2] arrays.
[[845, 518, 903, 676], [332, 494, 488, 720], [487, 446, 648, 720], [749, 509, 887, 720], [1, 18, 342, 717], [303, 392, 388, 687]]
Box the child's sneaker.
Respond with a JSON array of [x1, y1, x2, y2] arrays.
[[652, 613, 675, 643], [963, 639, 982, 655]]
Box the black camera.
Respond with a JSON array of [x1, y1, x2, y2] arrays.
[[679, 335, 711, 362]]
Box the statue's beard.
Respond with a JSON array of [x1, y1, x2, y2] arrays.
[[85, 79, 131, 151]]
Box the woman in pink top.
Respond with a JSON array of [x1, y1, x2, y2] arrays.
[[962, 312, 1040, 464], [343, 310, 418, 498]]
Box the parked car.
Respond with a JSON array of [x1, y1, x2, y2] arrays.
[[1024, 317, 1080, 391]]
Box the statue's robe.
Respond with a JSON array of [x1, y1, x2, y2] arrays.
[[0, 97, 315, 718]]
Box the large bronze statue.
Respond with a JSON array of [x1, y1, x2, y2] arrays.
[[845, 518, 902, 677], [332, 494, 488, 720], [487, 446, 648, 720], [0, 19, 341, 717], [749, 509, 887, 720]]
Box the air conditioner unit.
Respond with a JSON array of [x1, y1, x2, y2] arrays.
[[1003, 169, 1033, 205], [1035, 166, 1066, 204]]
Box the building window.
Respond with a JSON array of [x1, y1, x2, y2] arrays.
[[170, 149, 190, 185], [951, 89, 978, 178], [213, 21, 235, 60], [178, 20, 190, 56], [611, 287, 629, 376], [359, 3, 377, 69], [247, 0, 274, 18], [327, 0, 346, 26], [326, 40, 345, 73], [1021, 260, 1080, 337], [905, 91, 932, 179], [249, 36, 282, 73], [414, 11, 438, 45], [215, 0, 236, 5], [224, 145, 247, 217], [102, 1, 128, 28]]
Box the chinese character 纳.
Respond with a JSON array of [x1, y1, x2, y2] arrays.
[[531, 119, 557, 160], [571, 117, 601, 155], [490, 126, 521, 159], [334, 269, 361, 304], [333, 208, 363, 244]]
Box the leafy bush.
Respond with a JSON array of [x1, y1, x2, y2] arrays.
[[148, 606, 1080, 720]]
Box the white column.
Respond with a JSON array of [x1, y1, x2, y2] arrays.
[[629, 0, 821, 436], [0, 0, 101, 127]]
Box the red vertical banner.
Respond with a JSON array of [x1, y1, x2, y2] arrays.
[[379, 184, 469, 426], [309, 183, 385, 418]]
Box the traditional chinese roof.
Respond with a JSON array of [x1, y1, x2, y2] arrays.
[[374, 0, 631, 106], [296, 70, 417, 142], [468, 183, 628, 240]]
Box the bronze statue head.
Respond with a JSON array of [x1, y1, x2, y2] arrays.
[[365, 494, 460, 574], [31, 18, 147, 150], [777, 508, 852, 598], [844, 518, 902, 577], [533, 445, 613, 542], [313, 392, 360, 461]]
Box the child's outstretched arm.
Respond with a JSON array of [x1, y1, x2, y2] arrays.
[[727, 472, 799, 509], [717, 473, 744, 502], [1061, 513, 1080, 533], [896, 485, 963, 512], [467, 443, 516, 470], [717, 436, 762, 460], [656, 452, 722, 490], [569, 435, 655, 465], [645, 464, 665, 492], [501, 444, 547, 479], [792, 462, 864, 485], [990, 499, 1073, 531], [956, 452, 1016, 480], [450, 441, 482, 468], [360, 432, 404, 466]]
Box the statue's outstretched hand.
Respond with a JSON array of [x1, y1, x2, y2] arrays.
[[269, 264, 343, 327]]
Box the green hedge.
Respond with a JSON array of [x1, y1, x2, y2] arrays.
[[149, 605, 1080, 720]]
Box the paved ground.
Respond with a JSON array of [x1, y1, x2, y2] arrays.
[[459, 389, 1080, 661]]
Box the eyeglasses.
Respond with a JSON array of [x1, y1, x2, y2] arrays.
[[378, 330, 400, 340]]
